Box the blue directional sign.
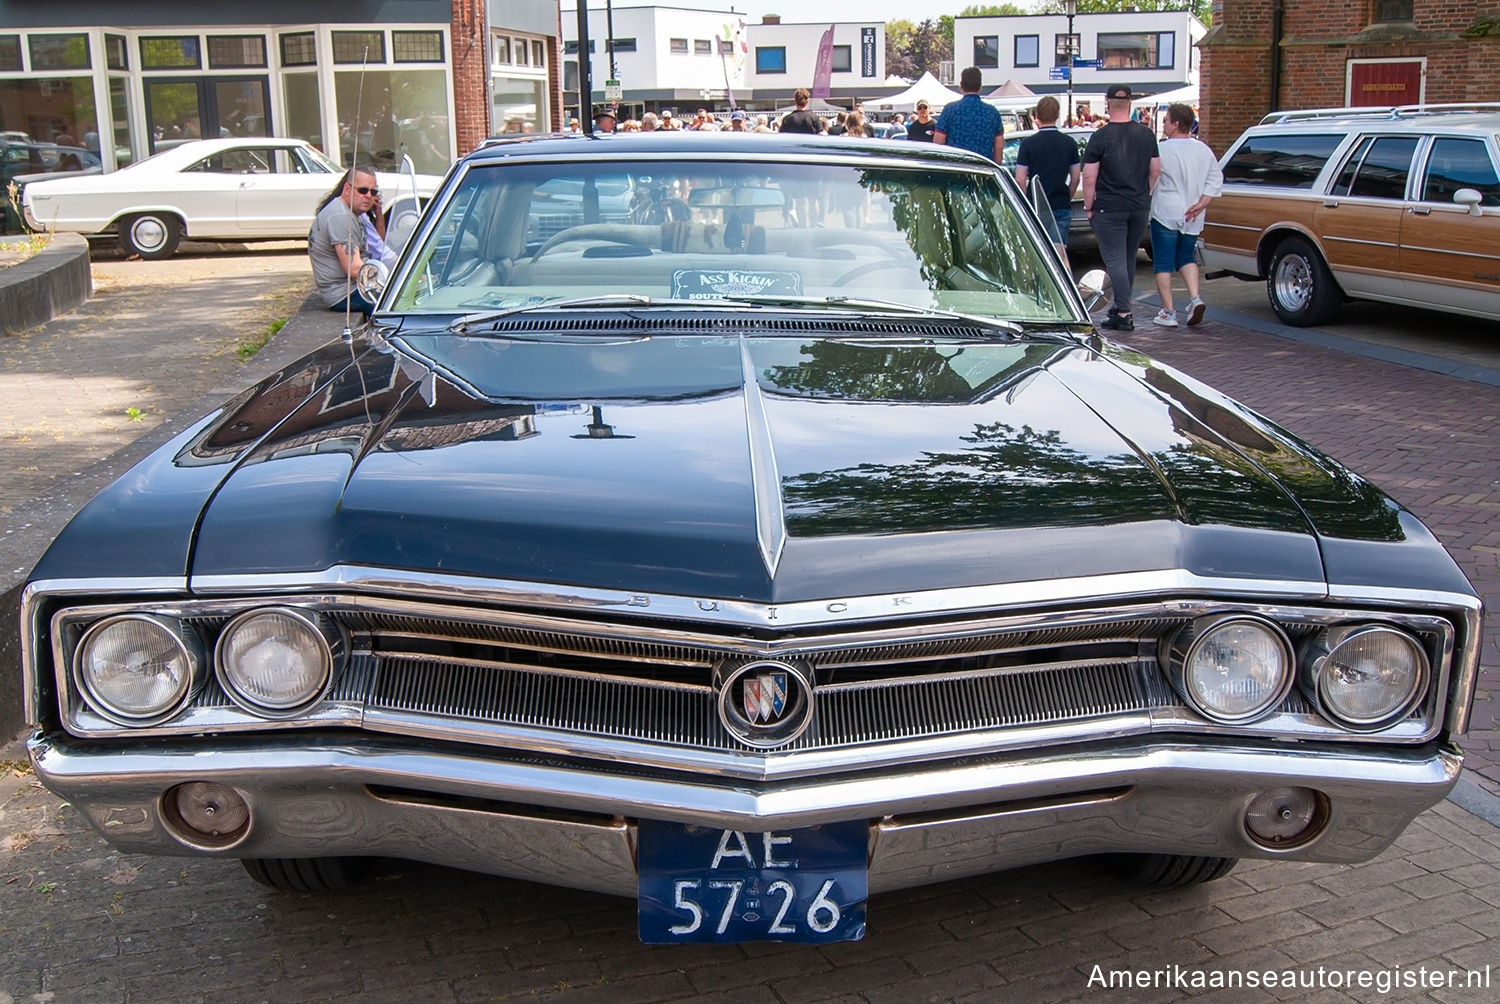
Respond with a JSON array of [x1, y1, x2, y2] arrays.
[[1072, 58, 1103, 68], [1049, 66, 1070, 80]]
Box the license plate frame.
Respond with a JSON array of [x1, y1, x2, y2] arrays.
[[637, 819, 868, 944]]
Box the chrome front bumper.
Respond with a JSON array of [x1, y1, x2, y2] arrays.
[[30, 733, 1462, 897]]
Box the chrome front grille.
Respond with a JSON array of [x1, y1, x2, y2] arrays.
[[51, 595, 1452, 778]]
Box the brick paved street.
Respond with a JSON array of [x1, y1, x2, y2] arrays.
[[1, 252, 1498, 1002]]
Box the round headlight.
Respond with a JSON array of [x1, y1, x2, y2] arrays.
[[1164, 615, 1294, 723], [1305, 625, 1426, 729], [216, 608, 343, 715], [75, 615, 201, 724]]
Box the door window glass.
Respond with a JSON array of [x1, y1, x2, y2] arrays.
[[1345, 136, 1418, 200], [1421, 137, 1500, 206], [1222, 134, 1344, 188]]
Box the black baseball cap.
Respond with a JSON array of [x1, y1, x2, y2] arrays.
[[1105, 84, 1134, 101]]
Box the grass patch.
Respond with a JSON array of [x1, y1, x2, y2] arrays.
[[238, 316, 288, 360]]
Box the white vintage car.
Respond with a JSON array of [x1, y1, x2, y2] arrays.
[[21, 137, 444, 259]]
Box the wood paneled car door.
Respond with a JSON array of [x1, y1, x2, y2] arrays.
[[1312, 135, 1419, 299], [1399, 136, 1500, 320]]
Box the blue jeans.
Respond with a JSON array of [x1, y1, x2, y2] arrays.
[[328, 290, 377, 315], [1089, 206, 1150, 314], [1051, 208, 1072, 246]]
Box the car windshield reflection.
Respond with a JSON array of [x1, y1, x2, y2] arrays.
[[391, 160, 1077, 324]]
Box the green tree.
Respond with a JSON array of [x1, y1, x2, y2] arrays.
[[1034, 0, 1212, 28], [959, 4, 1029, 14], [885, 17, 953, 80]]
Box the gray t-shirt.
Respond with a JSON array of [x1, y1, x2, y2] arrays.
[[309, 198, 368, 306]]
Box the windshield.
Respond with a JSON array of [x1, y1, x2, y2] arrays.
[[390, 159, 1077, 323]]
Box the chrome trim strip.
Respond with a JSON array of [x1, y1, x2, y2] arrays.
[[21, 578, 188, 726], [1323, 236, 1400, 250], [1203, 222, 1264, 233], [739, 334, 787, 578], [1403, 244, 1500, 263], [184, 566, 1332, 629]]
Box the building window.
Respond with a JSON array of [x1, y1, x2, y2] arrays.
[[140, 36, 199, 70], [30, 33, 91, 70], [533, 41, 546, 67], [718, 39, 733, 55], [280, 32, 316, 67], [0, 35, 21, 72], [1014, 35, 1039, 68], [393, 31, 444, 64], [499, 37, 514, 62], [670, 38, 689, 54], [973, 35, 999, 69], [832, 45, 851, 73], [611, 38, 638, 53], [1054, 34, 1079, 67], [1373, 0, 1414, 21], [694, 39, 712, 55], [104, 35, 128, 71], [1098, 32, 1172, 70], [756, 46, 786, 74], [332, 30, 385, 65], [208, 36, 267, 69], [514, 38, 529, 65]]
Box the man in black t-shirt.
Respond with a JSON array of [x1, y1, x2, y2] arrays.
[[1015, 95, 1080, 266], [906, 101, 935, 142], [1081, 84, 1160, 330], [779, 88, 823, 135]]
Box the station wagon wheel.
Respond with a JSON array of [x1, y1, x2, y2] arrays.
[[1266, 235, 1341, 327], [1107, 853, 1238, 887], [118, 212, 182, 260], [241, 856, 368, 893]]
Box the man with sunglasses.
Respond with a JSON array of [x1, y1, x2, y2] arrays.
[[309, 165, 381, 315]]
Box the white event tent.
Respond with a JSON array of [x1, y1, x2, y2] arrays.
[[1132, 82, 1200, 109], [871, 72, 963, 112]]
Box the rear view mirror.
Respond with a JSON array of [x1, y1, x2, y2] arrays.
[[356, 260, 389, 305], [1077, 269, 1108, 311]]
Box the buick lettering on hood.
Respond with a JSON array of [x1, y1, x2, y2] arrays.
[[20, 134, 1482, 944]]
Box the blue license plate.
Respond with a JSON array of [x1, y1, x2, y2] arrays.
[[637, 819, 868, 944]]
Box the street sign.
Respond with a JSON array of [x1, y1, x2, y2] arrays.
[[1072, 58, 1102, 69], [604, 80, 622, 101], [1049, 66, 1070, 81]]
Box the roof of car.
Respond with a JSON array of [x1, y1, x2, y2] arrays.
[[468, 131, 1000, 168], [1251, 103, 1500, 132]]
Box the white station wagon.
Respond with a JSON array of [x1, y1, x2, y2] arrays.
[[22, 137, 443, 259]]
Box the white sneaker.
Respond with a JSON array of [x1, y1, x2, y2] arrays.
[[1185, 297, 1206, 326], [1152, 308, 1178, 327]]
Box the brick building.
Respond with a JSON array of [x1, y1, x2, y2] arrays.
[[1199, 0, 1500, 153]]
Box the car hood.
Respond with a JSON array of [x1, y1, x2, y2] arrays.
[[162, 324, 1458, 605]]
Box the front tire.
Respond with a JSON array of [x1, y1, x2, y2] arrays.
[[1266, 236, 1341, 326], [118, 212, 182, 259], [241, 857, 367, 893], [1108, 853, 1238, 887]]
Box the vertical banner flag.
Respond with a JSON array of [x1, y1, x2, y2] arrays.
[[861, 27, 876, 77], [812, 24, 836, 99]]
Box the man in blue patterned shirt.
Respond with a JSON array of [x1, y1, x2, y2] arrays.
[[933, 66, 1003, 162]]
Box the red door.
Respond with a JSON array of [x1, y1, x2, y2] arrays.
[[1347, 60, 1424, 107]]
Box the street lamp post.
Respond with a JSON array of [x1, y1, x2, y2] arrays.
[[1064, 0, 1076, 127]]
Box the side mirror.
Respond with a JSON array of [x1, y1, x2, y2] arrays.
[[1077, 268, 1108, 311], [1454, 188, 1485, 218], [356, 259, 389, 305]]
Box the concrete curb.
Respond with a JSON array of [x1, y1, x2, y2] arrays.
[[0, 293, 348, 741], [0, 232, 91, 334]]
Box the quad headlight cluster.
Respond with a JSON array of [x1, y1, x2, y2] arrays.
[[73, 607, 345, 725], [1162, 614, 1428, 730]]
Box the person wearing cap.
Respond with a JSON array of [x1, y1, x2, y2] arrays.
[[593, 108, 617, 133], [728, 110, 747, 132], [907, 100, 935, 142], [1148, 102, 1222, 328], [933, 67, 1003, 161], [1081, 83, 1161, 331]]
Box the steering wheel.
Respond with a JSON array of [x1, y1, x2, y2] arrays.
[[831, 259, 921, 288]]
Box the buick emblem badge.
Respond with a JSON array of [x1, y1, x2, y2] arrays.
[[714, 658, 815, 748]]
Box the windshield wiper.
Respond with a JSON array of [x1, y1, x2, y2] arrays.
[[719, 294, 1026, 336], [449, 294, 654, 334]]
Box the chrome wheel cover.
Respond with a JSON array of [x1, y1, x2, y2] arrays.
[[1273, 254, 1313, 312], [130, 217, 168, 253]]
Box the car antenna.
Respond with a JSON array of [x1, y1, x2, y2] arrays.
[[341, 46, 372, 341]]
